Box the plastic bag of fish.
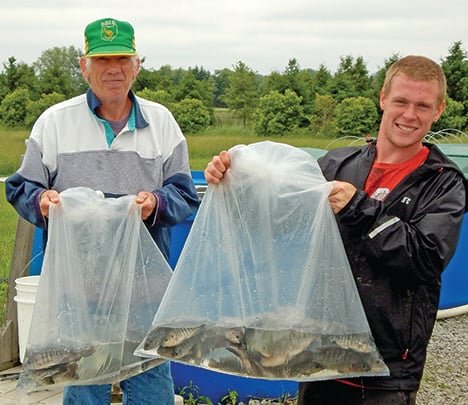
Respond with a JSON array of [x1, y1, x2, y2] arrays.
[[17, 187, 171, 392], [136, 142, 390, 381]]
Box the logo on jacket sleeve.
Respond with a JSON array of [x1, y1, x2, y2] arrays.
[[401, 196, 412, 205]]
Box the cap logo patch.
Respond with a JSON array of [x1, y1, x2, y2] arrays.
[[101, 20, 118, 42]]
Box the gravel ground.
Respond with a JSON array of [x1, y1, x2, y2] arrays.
[[417, 312, 468, 404]]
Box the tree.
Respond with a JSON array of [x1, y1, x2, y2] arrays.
[[335, 96, 378, 137], [0, 88, 31, 127], [33, 46, 88, 98], [213, 68, 232, 108], [224, 61, 259, 127], [314, 64, 332, 95], [0, 56, 40, 100], [309, 94, 338, 137], [170, 98, 211, 134], [370, 53, 401, 110], [133, 66, 162, 93], [329, 55, 372, 102], [135, 88, 175, 108], [441, 41, 468, 116], [254, 89, 304, 136], [175, 70, 213, 107], [260, 59, 314, 113], [432, 96, 467, 132]]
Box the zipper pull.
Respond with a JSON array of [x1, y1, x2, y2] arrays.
[[402, 349, 409, 360]]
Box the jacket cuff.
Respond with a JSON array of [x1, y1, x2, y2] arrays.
[[146, 191, 164, 227]]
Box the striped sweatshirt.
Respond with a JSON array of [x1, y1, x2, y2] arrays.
[[6, 89, 200, 258]]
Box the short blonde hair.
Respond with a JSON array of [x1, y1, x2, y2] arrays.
[[382, 56, 446, 106]]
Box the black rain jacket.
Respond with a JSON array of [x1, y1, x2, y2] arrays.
[[318, 141, 467, 391]]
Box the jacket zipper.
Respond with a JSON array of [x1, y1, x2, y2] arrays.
[[402, 289, 414, 361]]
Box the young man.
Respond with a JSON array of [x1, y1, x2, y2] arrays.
[[204, 56, 467, 405], [6, 18, 199, 405]]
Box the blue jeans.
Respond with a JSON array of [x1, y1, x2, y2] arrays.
[[63, 362, 174, 405]]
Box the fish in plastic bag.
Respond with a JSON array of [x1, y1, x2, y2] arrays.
[[17, 187, 171, 392], [136, 141, 389, 381]]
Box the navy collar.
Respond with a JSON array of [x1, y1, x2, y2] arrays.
[[86, 89, 149, 129]]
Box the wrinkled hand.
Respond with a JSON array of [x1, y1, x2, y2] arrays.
[[39, 190, 60, 218], [204, 150, 231, 184], [135, 191, 157, 220], [328, 181, 357, 214]]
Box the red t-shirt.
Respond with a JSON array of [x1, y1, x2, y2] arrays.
[[364, 147, 429, 201]]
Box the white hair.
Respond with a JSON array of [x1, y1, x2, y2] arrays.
[[85, 55, 139, 71]]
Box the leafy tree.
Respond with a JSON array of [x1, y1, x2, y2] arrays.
[[133, 66, 162, 93], [151, 64, 177, 93], [370, 53, 401, 110], [329, 56, 372, 102], [0, 88, 31, 127], [213, 68, 232, 108], [135, 88, 175, 108], [432, 96, 467, 132], [33, 46, 87, 98], [314, 64, 332, 95], [189, 65, 212, 81], [224, 61, 259, 127], [0, 57, 41, 100], [335, 96, 378, 137], [263, 59, 315, 118], [170, 98, 211, 134], [260, 70, 284, 95], [25, 92, 66, 128], [254, 89, 304, 136], [175, 70, 212, 106], [296, 68, 317, 115], [441, 41, 468, 116], [349, 56, 372, 96], [309, 94, 338, 137]]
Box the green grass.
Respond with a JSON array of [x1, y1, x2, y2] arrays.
[[0, 182, 19, 325], [0, 124, 340, 326], [186, 126, 347, 170], [0, 127, 27, 176]]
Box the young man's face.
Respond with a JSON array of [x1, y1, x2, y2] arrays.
[[379, 74, 445, 149], [80, 56, 140, 104]]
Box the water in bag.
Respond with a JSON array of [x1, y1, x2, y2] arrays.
[[137, 141, 389, 381], [17, 187, 170, 392]]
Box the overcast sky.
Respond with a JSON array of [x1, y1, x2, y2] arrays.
[[1, 0, 466, 75]]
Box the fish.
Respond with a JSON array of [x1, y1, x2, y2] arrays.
[[26, 362, 79, 387], [161, 325, 205, 347], [171, 333, 204, 359], [243, 328, 273, 358], [274, 350, 322, 378], [24, 345, 96, 371], [205, 354, 244, 374], [226, 343, 256, 375], [224, 327, 245, 344], [310, 346, 374, 373], [327, 333, 375, 353], [143, 327, 168, 351], [243, 328, 319, 368]]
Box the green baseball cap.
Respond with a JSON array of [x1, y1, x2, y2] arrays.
[[84, 18, 137, 57]]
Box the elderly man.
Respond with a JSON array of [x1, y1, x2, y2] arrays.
[[6, 17, 199, 405]]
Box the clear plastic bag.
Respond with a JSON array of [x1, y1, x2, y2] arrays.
[[17, 187, 170, 392], [137, 141, 389, 382]]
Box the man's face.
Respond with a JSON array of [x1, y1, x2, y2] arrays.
[[80, 56, 140, 103], [379, 74, 445, 149]]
